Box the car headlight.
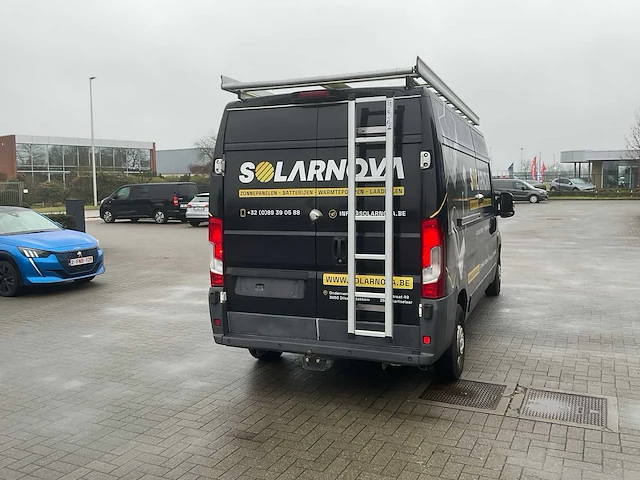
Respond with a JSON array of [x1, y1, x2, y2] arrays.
[[18, 247, 52, 258]]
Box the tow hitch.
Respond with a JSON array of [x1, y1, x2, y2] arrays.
[[302, 351, 334, 371]]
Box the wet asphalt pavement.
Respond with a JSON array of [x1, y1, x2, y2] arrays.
[[2, 200, 640, 480]]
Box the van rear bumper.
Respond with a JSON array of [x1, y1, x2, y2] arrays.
[[214, 333, 435, 367], [209, 288, 457, 367]]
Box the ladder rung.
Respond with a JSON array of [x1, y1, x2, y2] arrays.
[[355, 253, 385, 261], [356, 304, 385, 312], [357, 126, 386, 135], [354, 329, 387, 338], [355, 136, 386, 144], [355, 176, 385, 183], [355, 215, 385, 222], [355, 96, 387, 104], [355, 291, 385, 299]]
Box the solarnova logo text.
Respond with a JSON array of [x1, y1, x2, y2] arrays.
[[238, 157, 405, 184]]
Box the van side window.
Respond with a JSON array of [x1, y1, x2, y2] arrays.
[[475, 159, 493, 217], [471, 130, 489, 158], [130, 186, 148, 199], [115, 186, 130, 200], [452, 116, 474, 150]]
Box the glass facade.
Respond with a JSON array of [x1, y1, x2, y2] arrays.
[[602, 160, 639, 188], [15, 142, 153, 183]]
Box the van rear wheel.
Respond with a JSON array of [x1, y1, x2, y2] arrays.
[[434, 305, 465, 381], [485, 260, 501, 297], [102, 210, 115, 223], [249, 349, 282, 362], [154, 209, 168, 224]]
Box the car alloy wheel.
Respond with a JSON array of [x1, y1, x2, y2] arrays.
[[529, 194, 539, 203], [102, 210, 114, 223], [455, 324, 465, 371], [0, 261, 19, 297]]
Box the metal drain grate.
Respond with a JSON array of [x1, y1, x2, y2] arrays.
[[520, 389, 606, 427], [419, 380, 506, 410]]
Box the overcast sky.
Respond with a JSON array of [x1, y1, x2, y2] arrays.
[[2, 0, 639, 170]]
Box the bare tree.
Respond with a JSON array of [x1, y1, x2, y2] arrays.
[[190, 131, 216, 175], [194, 131, 217, 163], [627, 111, 640, 161]]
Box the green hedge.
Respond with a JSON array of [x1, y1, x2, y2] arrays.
[[15, 172, 211, 206], [548, 189, 638, 198], [44, 214, 76, 229]]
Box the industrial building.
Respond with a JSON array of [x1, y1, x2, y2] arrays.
[[0, 134, 156, 183], [155, 148, 199, 175], [561, 150, 639, 188]]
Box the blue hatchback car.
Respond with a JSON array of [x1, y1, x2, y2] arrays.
[[0, 206, 105, 297]]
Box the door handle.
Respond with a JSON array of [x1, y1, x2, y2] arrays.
[[309, 208, 323, 222], [333, 237, 346, 264]]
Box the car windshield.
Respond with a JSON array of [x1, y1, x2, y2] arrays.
[[570, 178, 588, 184], [0, 209, 60, 235], [190, 195, 209, 203]]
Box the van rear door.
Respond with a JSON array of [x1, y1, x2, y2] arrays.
[[314, 96, 430, 345], [223, 105, 319, 325]]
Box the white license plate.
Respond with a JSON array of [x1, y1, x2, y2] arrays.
[[69, 256, 93, 267], [195, 206, 206, 211], [180, 204, 188, 208]]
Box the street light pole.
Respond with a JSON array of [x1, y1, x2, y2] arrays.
[[89, 76, 98, 207]]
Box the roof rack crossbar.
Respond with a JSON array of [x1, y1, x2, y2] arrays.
[[221, 56, 480, 125]]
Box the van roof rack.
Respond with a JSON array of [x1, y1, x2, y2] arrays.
[[221, 56, 479, 126]]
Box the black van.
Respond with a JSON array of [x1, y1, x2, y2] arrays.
[[207, 57, 514, 379], [100, 182, 197, 224]]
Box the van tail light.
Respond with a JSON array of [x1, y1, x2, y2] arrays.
[[209, 217, 224, 286], [173, 195, 179, 206], [421, 219, 446, 299]]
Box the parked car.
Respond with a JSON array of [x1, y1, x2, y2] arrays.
[[527, 180, 546, 190], [100, 182, 198, 224], [0, 206, 105, 297], [185, 193, 209, 227], [549, 178, 596, 192], [493, 178, 548, 203]]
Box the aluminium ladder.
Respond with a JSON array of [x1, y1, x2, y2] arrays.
[[347, 95, 395, 339]]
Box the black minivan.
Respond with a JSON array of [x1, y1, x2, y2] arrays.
[[207, 57, 515, 380], [100, 182, 198, 224]]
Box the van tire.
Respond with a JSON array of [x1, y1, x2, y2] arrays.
[[528, 194, 539, 204], [249, 349, 282, 362], [434, 305, 465, 381], [485, 260, 501, 297], [102, 210, 115, 223], [189, 221, 201, 227], [154, 209, 168, 224]]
